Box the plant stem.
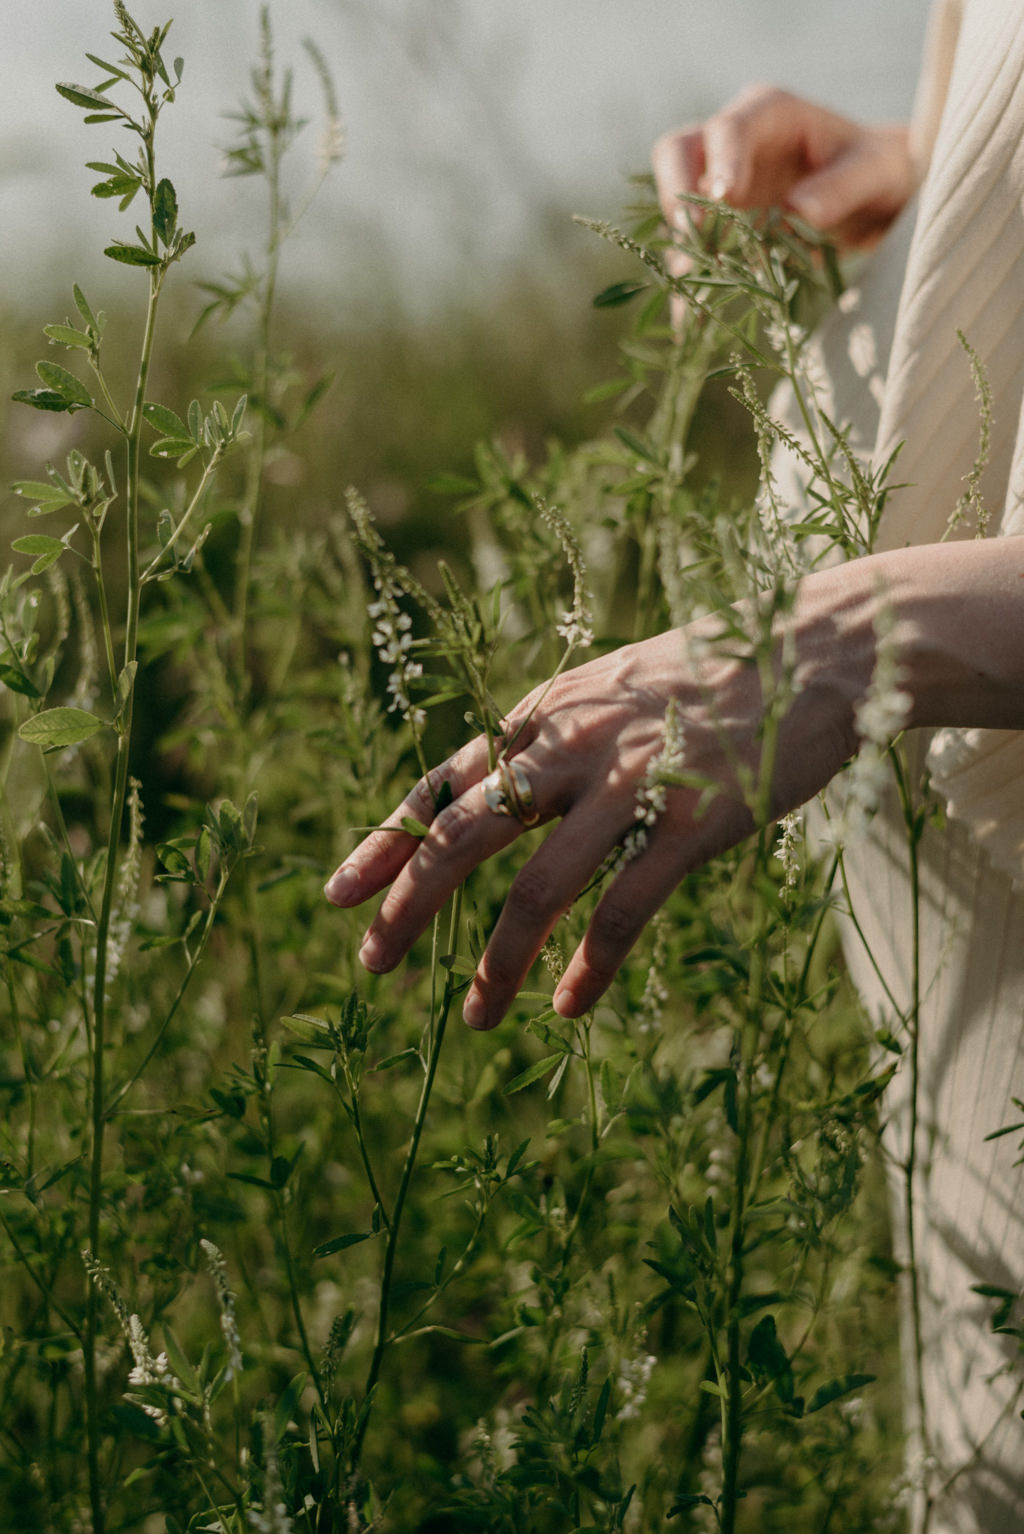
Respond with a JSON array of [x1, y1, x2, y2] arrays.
[[890, 748, 931, 1529], [83, 95, 165, 1529], [351, 889, 463, 1472]]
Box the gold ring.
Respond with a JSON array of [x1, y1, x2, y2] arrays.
[[482, 758, 539, 827]]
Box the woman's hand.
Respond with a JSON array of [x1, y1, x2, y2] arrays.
[[325, 568, 882, 1032], [652, 85, 914, 249]]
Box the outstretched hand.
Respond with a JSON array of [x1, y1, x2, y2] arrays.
[[325, 575, 876, 1032]]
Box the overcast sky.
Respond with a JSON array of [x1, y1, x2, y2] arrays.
[[1, 0, 931, 312]]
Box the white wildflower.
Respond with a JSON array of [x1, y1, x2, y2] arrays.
[[537, 497, 594, 652], [706, 1142, 731, 1187], [347, 489, 427, 733], [616, 1350, 657, 1422], [302, 37, 346, 175], [125, 1314, 180, 1425], [637, 912, 670, 1034], [616, 699, 687, 870], [200, 1238, 244, 1381], [694, 1425, 723, 1533], [764, 317, 807, 359], [820, 596, 911, 849], [248, 1429, 294, 1533], [106, 778, 144, 991], [774, 811, 803, 895]]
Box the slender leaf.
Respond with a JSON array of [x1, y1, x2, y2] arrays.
[[104, 244, 161, 267], [503, 1054, 565, 1096], [56, 82, 118, 112]]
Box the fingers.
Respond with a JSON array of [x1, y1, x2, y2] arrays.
[[701, 85, 812, 208], [357, 777, 527, 975], [459, 801, 637, 1030], [553, 792, 751, 1018], [789, 124, 912, 245], [323, 734, 492, 907], [653, 86, 912, 251], [652, 125, 706, 231]]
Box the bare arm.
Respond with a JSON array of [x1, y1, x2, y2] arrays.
[[326, 537, 1024, 1031]]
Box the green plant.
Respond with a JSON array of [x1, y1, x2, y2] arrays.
[[0, 8, 921, 1532]]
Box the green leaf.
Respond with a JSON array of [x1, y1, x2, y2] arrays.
[[19, 707, 104, 749], [92, 174, 139, 201], [113, 661, 137, 734], [0, 663, 40, 699], [11, 534, 67, 573], [582, 376, 633, 404], [35, 362, 92, 409], [104, 243, 161, 267], [805, 1373, 876, 1414], [12, 536, 64, 559], [668, 1494, 714, 1517], [503, 1054, 565, 1096], [43, 324, 91, 352], [161, 1326, 199, 1396], [152, 178, 178, 246], [148, 437, 197, 463], [426, 472, 481, 496], [73, 284, 98, 330], [593, 280, 647, 308], [84, 53, 131, 83], [313, 1231, 373, 1258], [614, 426, 662, 465], [12, 389, 79, 414], [438, 954, 476, 977], [56, 82, 119, 113], [12, 479, 72, 510], [747, 1315, 794, 1404], [400, 816, 430, 838]]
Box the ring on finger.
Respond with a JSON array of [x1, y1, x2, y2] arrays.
[[482, 757, 539, 827]]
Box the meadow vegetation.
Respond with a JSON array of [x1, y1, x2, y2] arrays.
[[0, 7, 919, 1530]]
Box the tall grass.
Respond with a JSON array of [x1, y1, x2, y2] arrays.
[[0, 6, 923, 1531]]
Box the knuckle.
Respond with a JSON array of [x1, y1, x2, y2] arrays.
[[406, 774, 439, 819], [731, 82, 789, 116], [505, 862, 561, 925], [589, 898, 641, 954], [426, 794, 477, 856]]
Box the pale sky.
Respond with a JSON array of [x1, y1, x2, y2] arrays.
[[1, 0, 930, 311]]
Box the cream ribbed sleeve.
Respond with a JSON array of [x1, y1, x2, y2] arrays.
[[872, 0, 1024, 884]]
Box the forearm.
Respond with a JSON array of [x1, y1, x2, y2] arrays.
[[794, 537, 1024, 738]]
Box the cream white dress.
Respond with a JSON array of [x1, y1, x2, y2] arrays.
[[779, 2, 1024, 1528]]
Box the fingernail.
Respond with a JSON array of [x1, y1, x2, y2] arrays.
[[788, 188, 823, 226], [462, 988, 488, 1030], [324, 865, 359, 905], [359, 931, 387, 972], [708, 173, 730, 201], [553, 985, 579, 1018]]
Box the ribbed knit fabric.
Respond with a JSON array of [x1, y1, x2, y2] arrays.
[[770, 2, 1024, 1528], [875, 0, 1024, 889]]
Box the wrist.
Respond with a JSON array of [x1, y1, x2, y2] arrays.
[[800, 539, 1024, 737]]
